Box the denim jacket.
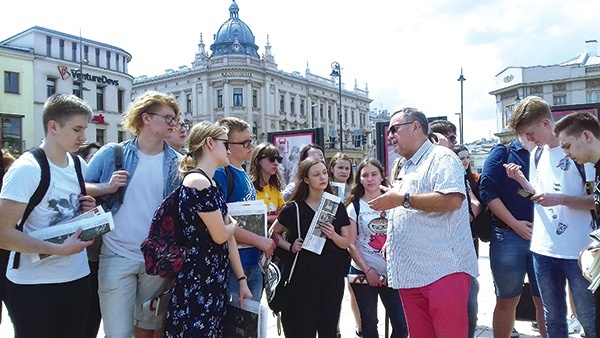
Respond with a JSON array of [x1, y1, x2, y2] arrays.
[[85, 138, 182, 215]]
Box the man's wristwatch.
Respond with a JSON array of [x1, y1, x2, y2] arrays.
[[403, 193, 411, 209]]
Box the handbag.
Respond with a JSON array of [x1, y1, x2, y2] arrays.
[[516, 282, 537, 321], [265, 202, 300, 315]]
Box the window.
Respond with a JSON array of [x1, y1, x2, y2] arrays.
[[59, 39, 65, 59], [46, 77, 56, 97], [252, 90, 258, 108], [73, 82, 81, 98], [290, 97, 295, 114], [46, 36, 52, 56], [553, 95, 567, 106], [117, 89, 125, 113], [72, 42, 77, 61], [96, 86, 104, 111], [95, 48, 100, 67], [96, 128, 105, 145], [233, 88, 243, 107], [279, 95, 284, 112], [217, 89, 223, 108], [186, 94, 192, 113], [4, 72, 19, 94], [1, 115, 24, 154], [116, 54, 120, 71], [106, 51, 111, 70], [84, 45, 89, 61], [117, 130, 125, 143], [587, 91, 600, 103], [300, 99, 305, 116]]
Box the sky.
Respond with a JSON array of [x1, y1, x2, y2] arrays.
[[2, 0, 598, 143]]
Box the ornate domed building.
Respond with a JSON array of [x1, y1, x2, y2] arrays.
[[132, 0, 372, 164]]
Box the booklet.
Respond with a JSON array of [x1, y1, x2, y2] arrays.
[[223, 298, 268, 338], [27, 206, 114, 262], [227, 200, 268, 249], [301, 192, 340, 255]]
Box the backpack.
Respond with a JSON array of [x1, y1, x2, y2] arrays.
[[140, 168, 205, 279]]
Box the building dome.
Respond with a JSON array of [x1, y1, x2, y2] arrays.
[[210, 1, 259, 58]]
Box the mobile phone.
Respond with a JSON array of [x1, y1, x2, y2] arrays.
[[517, 188, 534, 199]]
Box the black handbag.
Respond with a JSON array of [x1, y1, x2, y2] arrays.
[[265, 202, 300, 314], [516, 282, 537, 321]]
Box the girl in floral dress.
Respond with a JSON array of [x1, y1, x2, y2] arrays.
[[164, 122, 252, 338]]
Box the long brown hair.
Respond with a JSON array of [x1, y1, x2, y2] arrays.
[[345, 158, 390, 206], [289, 157, 332, 203], [250, 142, 282, 191]]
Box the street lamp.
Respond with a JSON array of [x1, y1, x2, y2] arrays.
[[330, 62, 343, 152], [457, 68, 466, 145]]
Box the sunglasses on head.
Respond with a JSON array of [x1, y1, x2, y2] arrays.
[[261, 155, 283, 163]]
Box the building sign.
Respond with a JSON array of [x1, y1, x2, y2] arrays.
[[221, 71, 252, 77], [57, 66, 120, 86]]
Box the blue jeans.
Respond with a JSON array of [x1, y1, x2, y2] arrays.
[[532, 252, 596, 338], [349, 267, 408, 338], [468, 276, 479, 338], [490, 227, 540, 298], [228, 264, 263, 301]]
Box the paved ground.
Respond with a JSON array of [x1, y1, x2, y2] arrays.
[[0, 241, 586, 337]]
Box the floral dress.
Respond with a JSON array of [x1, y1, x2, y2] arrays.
[[164, 183, 229, 338]]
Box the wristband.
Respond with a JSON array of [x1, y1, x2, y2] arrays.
[[365, 267, 373, 274], [289, 242, 294, 254], [237, 275, 247, 282]]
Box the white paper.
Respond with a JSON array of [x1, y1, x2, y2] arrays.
[[301, 192, 340, 255], [227, 200, 268, 248]]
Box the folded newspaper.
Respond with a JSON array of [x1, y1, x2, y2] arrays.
[[585, 228, 600, 292], [223, 298, 268, 338], [227, 200, 267, 249], [301, 192, 340, 255], [330, 182, 346, 200], [27, 206, 114, 262]]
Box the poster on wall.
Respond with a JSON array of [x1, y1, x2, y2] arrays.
[[267, 128, 324, 187]]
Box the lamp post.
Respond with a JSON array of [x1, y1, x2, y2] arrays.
[[330, 62, 343, 152], [457, 68, 466, 145]]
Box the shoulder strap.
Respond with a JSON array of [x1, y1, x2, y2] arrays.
[[113, 143, 125, 204], [352, 199, 360, 219], [573, 162, 598, 229], [534, 147, 543, 168], [13, 147, 51, 269], [284, 201, 301, 287], [225, 165, 234, 202], [70, 153, 86, 195]]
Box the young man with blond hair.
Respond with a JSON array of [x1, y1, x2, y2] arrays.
[[86, 91, 182, 338], [0, 93, 97, 337], [507, 97, 596, 337]]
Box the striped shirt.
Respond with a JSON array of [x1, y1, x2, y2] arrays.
[[387, 140, 479, 289]]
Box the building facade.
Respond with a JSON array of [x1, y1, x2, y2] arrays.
[[0, 26, 134, 152], [490, 39, 600, 143], [132, 1, 373, 163]]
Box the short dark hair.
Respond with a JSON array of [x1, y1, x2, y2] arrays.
[[390, 108, 429, 135], [42, 94, 93, 134], [554, 112, 600, 139], [429, 119, 456, 135]]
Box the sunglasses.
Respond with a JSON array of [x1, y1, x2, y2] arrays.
[[228, 136, 255, 149], [388, 121, 414, 135], [213, 138, 230, 151], [447, 134, 457, 143], [261, 155, 283, 163]]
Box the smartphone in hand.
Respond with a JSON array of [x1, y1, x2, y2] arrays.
[[517, 188, 534, 199]]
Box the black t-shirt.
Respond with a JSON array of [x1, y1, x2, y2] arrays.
[[277, 200, 350, 255], [594, 161, 600, 224]]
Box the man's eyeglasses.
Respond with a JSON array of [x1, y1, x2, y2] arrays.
[[213, 138, 230, 151], [388, 121, 414, 135], [175, 121, 191, 132], [261, 155, 283, 163], [229, 136, 255, 149], [147, 112, 177, 126]]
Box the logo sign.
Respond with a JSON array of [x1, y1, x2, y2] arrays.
[[57, 66, 120, 86], [57, 66, 71, 80], [503, 74, 514, 83]]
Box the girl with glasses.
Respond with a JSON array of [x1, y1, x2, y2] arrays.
[[250, 142, 285, 226], [164, 122, 252, 337]]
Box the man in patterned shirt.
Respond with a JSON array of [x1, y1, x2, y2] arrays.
[[555, 111, 600, 335], [369, 107, 478, 338]]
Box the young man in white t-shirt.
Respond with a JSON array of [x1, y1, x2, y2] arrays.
[[85, 91, 182, 338], [507, 96, 596, 337], [0, 93, 97, 337]]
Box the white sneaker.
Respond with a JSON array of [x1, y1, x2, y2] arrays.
[[568, 315, 582, 334]]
